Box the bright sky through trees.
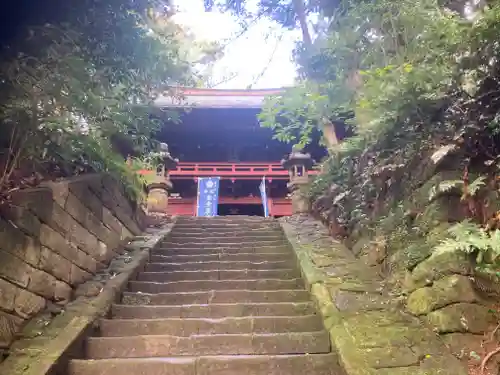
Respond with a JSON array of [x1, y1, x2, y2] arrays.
[[173, 0, 300, 89]]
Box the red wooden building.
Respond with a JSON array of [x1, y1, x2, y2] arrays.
[[142, 87, 326, 217]]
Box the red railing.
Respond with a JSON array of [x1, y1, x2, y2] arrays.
[[138, 162, 318, 180], [171, 162, 286, 176]]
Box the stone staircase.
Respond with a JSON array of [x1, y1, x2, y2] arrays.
[[69, 216, 342, 375]]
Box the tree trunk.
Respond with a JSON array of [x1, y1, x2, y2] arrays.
[[292, 0, 312, 47]]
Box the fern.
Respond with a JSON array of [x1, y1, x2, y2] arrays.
[[428, 179, 463, 201], [435, 220, 500, 271], [467, 176, 487, 197], [428, 176, 487, 202]]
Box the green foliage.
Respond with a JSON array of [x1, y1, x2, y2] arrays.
[[428, 176, 487, 201], [256, 0, 500, 237], [428, 180, 464, 201], [435, 220, 500, 275], [0, 4, 211, 203]]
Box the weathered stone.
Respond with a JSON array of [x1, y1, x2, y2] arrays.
[[351, 237, 371, 256], [75, 281, 103, 298], [0, 250, 32, 288], [70, 264, 92, 286], [53, 280, 72, 305], [359, 236, 387, 267], [96, 241, 112, 262], [39, 224, 98, 273], [14, 290, 46, 319], [102, 206, 124, 235], [415, 196, 465, 232], [39, 246, 72, 284], [0, 311, 24, 348], [0, 278, 19, 312], [410, 249, 472, 288], [0, 204, 42, 238], [65, 193, 112, 244], [0, 219, 40, 266], [393, 223, 454, 272], [49, 202, 74, 234], [390, 238, 432, 271], [28, 269, 58, 299], [8, 187, 55, 224], [362, 346, 420, 368], [40, 180, 69, 207], [69, 184, 104, 219], [427, 303, 497, 333], [441, 333, 485, 361], [332, 290, 390, 312], [407, 275, 479, 315], [309, 253, 336, 267]]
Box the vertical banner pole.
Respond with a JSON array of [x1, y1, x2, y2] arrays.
[[260, 177, 269, 217]]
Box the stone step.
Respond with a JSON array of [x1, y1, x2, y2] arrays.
[[160, 240, 287, 248], [136, 269, 299, 282], [166, 236, 285, 244], [149, 253, 292, 263], [121, 290, 310, 305], [69, 354, 340, 375], [168, 230, 282, 237], [85, 332, 331, 358], [98, 315, 324, 336], [172, 224, 280, 231], [145, 260, 297, 272], [111, 302, 317, 319], [153, 246, 291, 256], [128, 279, 304, 293]]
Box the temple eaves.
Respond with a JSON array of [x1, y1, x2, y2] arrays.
[[153, 87, 288, 109]]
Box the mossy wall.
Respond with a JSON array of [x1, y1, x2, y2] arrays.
[[310, 145, 500, 364]]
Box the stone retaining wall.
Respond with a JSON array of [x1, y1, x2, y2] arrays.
[[310, 147, 500, 369], [0, 174, 146, 353], [280, 215, 468, 375]]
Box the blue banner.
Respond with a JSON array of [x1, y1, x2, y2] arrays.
[[196, 177, 220, 217], [259, 177, 269, 217]]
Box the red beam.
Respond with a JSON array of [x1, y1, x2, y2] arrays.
[[138, 162, 318, 179]]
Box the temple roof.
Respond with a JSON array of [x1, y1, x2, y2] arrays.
[[154, 87, 287, 109]]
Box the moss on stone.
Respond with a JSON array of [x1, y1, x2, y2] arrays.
[[406, 275, 478, 316], [410, 170, 464, 209], [390, 236, 431, 271], [415, 196, 466, 233], [427, 303, 498, 334], [352, 237, 371, 256], [410, 249, 472, 288]]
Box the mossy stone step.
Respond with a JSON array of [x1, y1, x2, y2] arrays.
[[135, 269, 299, 282], [69, 354, 341, 375], [85, 331, 330, 358], [121, 289, 310, 305], [98, 315, 324, 336], [111, 302, 317, 319], [145, 259, 297, 272], [153, 246, 291, 255], [149, 253, 292, 263], [128, 279, 305, 293]]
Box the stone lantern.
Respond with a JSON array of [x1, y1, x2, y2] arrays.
[[146, 143, 179, 214], [281, 146, 314, 214]]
